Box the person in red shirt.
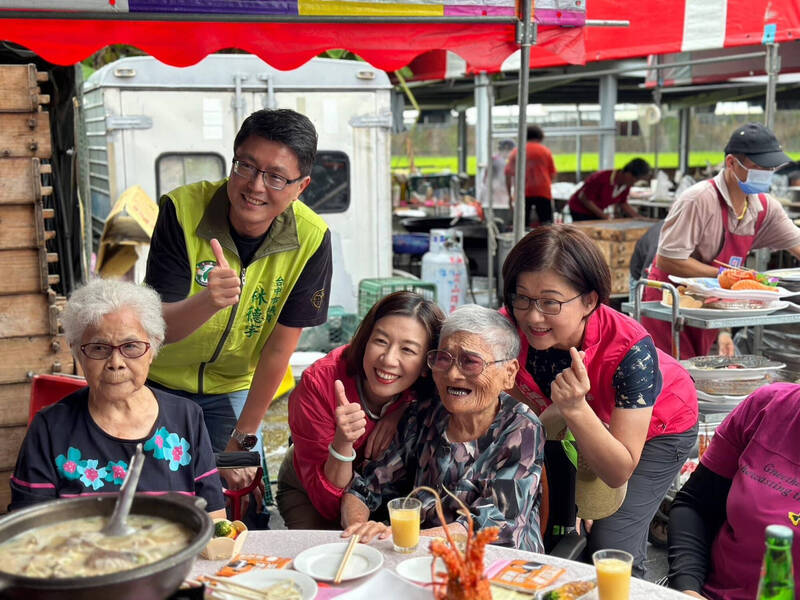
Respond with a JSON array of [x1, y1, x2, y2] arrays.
[[505, 125, 557, 225], [276, 291, 444, 529], [568, 158, 651, 221]]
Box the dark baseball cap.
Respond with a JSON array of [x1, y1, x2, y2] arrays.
[[724, 122, 790, 168]]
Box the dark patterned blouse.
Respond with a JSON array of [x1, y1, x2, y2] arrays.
[[348, 393, 545, 552], [526, 338, 663, 409]]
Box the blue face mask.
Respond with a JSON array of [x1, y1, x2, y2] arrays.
[[732, 156, 773, 194]]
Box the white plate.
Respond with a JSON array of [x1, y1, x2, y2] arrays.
[[336, 568, 432, 600], [764, 268, 800, 281], [217, 569, 318, 600], [696, 389, 749, 402], [666, 275, 793, 299], [660, 300, 788, 317], [395, 555, 446, 585], [292, 542, 384, 582]]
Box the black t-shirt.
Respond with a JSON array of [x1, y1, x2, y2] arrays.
[[10, 387, 225, 512], [145, 197, 332, 328]]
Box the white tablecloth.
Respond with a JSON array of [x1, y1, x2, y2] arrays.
[[190, 530, 688, 599]]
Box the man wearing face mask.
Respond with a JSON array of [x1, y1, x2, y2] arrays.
[[640, 123, 800, 359]]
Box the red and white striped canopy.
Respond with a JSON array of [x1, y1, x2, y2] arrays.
[[404, 0, 800, 79], [0, 0, 797, 73]]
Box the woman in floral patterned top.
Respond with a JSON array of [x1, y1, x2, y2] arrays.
[[9, 279, 225, 516], [341, 305, 545, 552]]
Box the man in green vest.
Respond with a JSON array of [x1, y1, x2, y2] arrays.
[[144, 109, 332, 510]]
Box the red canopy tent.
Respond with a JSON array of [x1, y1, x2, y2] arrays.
[[0, 0, 588, 72], [403, 0, 800, 80]]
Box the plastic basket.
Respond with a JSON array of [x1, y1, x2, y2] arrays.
[[295, 305, 360, 353], [358, 277, 437, 318]]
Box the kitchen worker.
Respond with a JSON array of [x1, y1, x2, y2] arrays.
[[641, 122, 800, 359], [568, 158, 651, 221], [505, 124, 557, 225], [144, 108, 333, 504]]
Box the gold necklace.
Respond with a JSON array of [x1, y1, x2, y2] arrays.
[[736, 198, 748, 220]]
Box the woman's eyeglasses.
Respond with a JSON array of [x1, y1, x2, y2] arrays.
[[509, 292, 583, 315], [80, 341, 151, 360], [426, 349, 511, 377]]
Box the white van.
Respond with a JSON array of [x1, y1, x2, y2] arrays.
[[80, 54, 394, 312]]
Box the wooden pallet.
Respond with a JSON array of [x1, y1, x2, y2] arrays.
[[0, 64, 69, 513]]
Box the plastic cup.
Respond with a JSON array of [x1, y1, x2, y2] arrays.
[[388, 497, 422, 553], [592, 549, 633, 600]]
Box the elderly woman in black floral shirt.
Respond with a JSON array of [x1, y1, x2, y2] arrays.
[[341, 305, 545, 551]]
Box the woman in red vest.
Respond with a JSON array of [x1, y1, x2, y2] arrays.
[[501, 225, 698, 577]]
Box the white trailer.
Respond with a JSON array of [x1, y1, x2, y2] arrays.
[[80, 54, 394, 313]]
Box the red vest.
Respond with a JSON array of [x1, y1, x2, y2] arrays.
[[502, 304, 698, 440]]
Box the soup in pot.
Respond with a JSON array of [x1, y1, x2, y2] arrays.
[[0, 514, 193, 579]]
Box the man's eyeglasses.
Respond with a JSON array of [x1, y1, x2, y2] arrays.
[[80, 341, 151, 360], [232, 159, 305, 191], [426, 349, 511, 377], [509, 292, 583, 315]]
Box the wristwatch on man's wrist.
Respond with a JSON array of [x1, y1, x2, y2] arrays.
[[230, 428, 258, 451]]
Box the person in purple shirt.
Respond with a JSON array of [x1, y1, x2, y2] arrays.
[[668, 383, 800, 599]]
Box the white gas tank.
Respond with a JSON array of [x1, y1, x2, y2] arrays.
[[421, 228, 468, 314]]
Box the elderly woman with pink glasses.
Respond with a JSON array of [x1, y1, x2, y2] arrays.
[[341, 305, 545, 552], [9, 278, 225, 516]]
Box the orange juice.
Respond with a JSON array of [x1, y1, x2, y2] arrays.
[[389, 508, 420, 550], [595, 557, 631, 600]]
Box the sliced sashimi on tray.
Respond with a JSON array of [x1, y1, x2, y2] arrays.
[[666, 275, 794, 300]]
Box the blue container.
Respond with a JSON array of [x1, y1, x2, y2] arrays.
[[392, 233, 430, 255]]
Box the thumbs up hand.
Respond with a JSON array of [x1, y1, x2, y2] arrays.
[[206, 238, 241, 309], [332, 379, 367, 454]]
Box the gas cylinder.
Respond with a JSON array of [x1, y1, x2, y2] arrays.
[[421, 228, 468, 314]]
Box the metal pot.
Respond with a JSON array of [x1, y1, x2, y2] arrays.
[[0, 494, 213, 600]]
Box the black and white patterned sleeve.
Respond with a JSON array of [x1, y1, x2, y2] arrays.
[[612, 338, 663, 408]]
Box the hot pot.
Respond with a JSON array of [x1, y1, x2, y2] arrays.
[[0, 494, 213, 600]]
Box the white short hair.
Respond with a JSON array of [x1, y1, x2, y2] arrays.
[[62, 278, 166, 357], [439, 304, 520, 360]]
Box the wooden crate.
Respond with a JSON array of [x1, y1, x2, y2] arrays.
[[0, 293, 61, 339], [0, 426, 27, 471], [0, 470, 10, 513], [0, 249, 59, 295], [0, 64, 49, 113], [0, 382, 30, 427], [611, 268, 632, 295], [0, 112, 52, 159], [595, 240, 639, 269], [0, 335, 73, 386], [571, 219, 652, 242], [0, 158, 52, 205]]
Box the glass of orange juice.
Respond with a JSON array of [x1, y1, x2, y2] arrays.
[[592, 549, 633, 600], [387, 497, 422, 553]]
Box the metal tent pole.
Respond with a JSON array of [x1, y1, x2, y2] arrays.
[[678, 107, 690, 176], [764, 43, 780, 130], [513, 0, 535, 243]]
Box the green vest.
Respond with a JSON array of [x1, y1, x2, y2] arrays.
[[148, 179, 328, 394]]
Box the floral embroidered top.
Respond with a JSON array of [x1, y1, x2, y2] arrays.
[[9, 387, 224, 512], [347, 393, 545, 552]]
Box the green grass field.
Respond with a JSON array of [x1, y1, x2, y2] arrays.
[[391, 152, 731, 175]]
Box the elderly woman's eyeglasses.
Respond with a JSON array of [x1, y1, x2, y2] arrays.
[[80, 341, 151, 360], [232, 159, 304, 191], [509, 292, 583, 315], [426, 349, 511, 377]]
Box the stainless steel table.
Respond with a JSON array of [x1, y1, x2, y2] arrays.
[[190, 529, 689, 599]]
